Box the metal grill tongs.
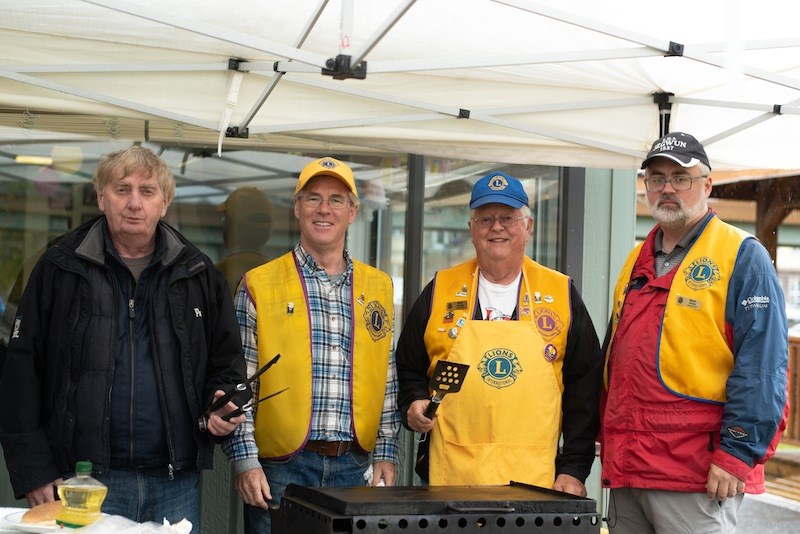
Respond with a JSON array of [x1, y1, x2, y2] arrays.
[[221, 385, 291, 421], [199, 353, 281, 430]]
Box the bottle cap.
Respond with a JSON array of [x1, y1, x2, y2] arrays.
[[75, 461, 92, 474]]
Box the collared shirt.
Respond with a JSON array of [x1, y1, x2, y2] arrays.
[[223, 244, 399, 473], [653, 210, 711, 277]]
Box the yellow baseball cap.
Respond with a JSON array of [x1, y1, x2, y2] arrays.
[[295, 157, 358, 198]]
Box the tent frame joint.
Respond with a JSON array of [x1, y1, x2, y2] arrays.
[[321, 54, 367, 80], [225, 126, 249, 138], [666, 41, 684, 56], [652, 92, 674, 108], [228, 58, 248, 72]]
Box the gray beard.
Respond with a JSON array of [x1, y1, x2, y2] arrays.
[[649, 195, 707, 229]]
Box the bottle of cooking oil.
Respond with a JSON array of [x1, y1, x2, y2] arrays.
[[55, 461, 108, 528]]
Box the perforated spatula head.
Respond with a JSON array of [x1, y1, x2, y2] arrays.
[[424, 360, 470, 418]]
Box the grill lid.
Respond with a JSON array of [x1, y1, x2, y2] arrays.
[[282, 481, 596, 516]]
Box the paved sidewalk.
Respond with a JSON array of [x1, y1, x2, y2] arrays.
[[739, 492, 800, 533]]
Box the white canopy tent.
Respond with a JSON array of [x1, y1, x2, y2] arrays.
[[2, 0, 800, 171]]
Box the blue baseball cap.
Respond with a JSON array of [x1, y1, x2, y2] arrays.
[[469, 171, 529, 209]]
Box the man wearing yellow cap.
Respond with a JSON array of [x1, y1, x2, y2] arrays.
[[222, 157, 399, 534]]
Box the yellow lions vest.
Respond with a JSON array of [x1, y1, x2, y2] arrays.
[[423, 257, 570, 486], [608, 216, 750, 401], [245, 251, 394, 458]]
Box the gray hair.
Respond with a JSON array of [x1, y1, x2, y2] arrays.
[[93, 145, 175, 203]]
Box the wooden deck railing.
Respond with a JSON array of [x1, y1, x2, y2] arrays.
[[785, 336, 800, 445]]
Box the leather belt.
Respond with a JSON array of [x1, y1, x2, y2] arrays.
[[304, 440, 353, 457]]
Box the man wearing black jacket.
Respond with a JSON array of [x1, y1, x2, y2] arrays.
[[396, 171, 602, 495], [0, 146, 246, 530]]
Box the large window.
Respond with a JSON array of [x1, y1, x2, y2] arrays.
[[0, 133, 562, 352], [414, 161, 561, 287]]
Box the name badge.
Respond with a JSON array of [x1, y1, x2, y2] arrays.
[[676, 294, 701, 310]]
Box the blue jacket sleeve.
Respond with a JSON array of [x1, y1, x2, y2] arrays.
[[722, 237, 788, 468]]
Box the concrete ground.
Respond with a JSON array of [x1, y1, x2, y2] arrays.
[[739, 492, 800, 533], [599, 448, 800, 533], [738, 448, 800, 533]]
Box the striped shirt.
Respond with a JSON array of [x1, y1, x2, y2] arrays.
[[222, 244, 399, 473]]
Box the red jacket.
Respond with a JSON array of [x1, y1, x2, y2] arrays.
[[600, 217, 788, 493]]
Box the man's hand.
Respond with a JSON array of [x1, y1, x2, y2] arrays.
[[407, 399, 436, 433], [235, 468, 271, 509], [553, 473, 587, 497], [26, 479, 63, 507], [706, 463, 745, 501], [370, 461, 396, 487], [206, 389, 246, 436]]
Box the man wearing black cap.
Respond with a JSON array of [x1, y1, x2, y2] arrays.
[[600, 132, 789, 532], [396, 171, 603, 495]]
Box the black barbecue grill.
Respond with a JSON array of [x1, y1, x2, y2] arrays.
[[273, 481, 600, 533]]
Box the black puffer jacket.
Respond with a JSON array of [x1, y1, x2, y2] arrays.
[[0, 217, 245, 498]]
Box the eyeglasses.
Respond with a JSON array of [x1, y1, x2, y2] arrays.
[[470, 215, 528, 228], [643, 175, 707, 192], [298, 193, 350, 210]]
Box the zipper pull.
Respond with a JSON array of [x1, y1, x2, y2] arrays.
[[168, 464, 175, 481], [128, 299, 135, 319]]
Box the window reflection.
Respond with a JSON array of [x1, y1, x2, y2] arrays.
[[416, 161, 561, 286], [0, 140, 411, 353], [0, 136, 561, 359]]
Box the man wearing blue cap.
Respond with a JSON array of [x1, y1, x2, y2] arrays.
[[396, 171, 603, 495]]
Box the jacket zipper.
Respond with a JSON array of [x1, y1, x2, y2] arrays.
[[102, 264, 119, 473], [148, 264, 178, 473], [128, 288, 136, 465]]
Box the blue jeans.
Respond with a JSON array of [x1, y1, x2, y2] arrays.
[[244, 449, 370, 534], [95, 468, 200, 532]]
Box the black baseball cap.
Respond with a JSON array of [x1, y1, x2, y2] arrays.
[[641, 132, 711, 170]]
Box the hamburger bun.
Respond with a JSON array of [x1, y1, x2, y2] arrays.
[[21, 500, 63, 525]]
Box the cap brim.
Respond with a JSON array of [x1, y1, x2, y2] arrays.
[[641, 154, 699, 169], [469, 194, 526, 209], [296, 171, 358, 197]]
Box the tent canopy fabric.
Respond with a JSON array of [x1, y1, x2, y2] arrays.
[[2, 0, 800, 170]]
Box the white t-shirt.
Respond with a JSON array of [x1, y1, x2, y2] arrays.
[[477, 271, 521, 321]]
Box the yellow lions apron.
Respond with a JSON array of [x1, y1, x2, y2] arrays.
[[425, 258, 570, 486]]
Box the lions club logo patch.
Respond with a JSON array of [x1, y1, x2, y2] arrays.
[[488, 174, 509, 191], [533, 308, 564, 341], [363, 301, 390, 341], [683, 257, 721, 290], [478, 348, 523, 389]]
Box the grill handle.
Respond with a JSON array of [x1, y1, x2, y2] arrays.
[[446, 504, 516, 514]]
